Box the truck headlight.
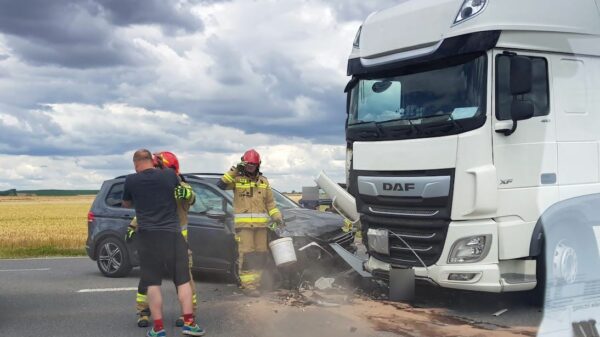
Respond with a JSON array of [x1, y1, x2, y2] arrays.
[[454, 0, 487, 25], [448, 235, 491, 263]]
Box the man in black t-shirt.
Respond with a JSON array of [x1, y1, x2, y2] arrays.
[[122, 149, 205, 337]]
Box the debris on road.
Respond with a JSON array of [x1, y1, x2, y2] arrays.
[[492, 309, 508, 317], [314, 277, 335, 290]]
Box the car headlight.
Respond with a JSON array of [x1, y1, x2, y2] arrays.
[[454, 0, 487, 25], [448, 235, 491, 263]]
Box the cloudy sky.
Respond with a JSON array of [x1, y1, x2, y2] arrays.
[[0, 0, 397, 192]]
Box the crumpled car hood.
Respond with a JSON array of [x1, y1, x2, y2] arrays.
[[280, 208, 344, 238]]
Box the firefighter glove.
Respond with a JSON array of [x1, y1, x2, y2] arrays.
[[125, 225, 136, 243], [174, 185, 193, 200]]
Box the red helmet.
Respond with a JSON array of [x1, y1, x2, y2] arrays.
[[242, 149, 261, 165], [154, 151, 180, 174]]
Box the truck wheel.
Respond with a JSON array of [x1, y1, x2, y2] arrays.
[[97, 237, 132, 278], [534, 225, 598, 306]]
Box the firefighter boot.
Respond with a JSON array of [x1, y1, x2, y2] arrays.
[[138, 308, 151, 328]]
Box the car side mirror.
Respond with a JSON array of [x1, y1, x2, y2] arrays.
[[206, 209, 227, 220], [510, 56, 532, 95]]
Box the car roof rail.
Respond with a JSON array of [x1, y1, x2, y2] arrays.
[[114, 175, 127, 179], [184, 173, 222, 177]]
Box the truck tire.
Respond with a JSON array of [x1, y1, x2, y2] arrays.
[[534, 224, 599, 306], [96, 237, 132, 278]]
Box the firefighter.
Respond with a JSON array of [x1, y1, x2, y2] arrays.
[[126, 151, 198, 328], [217, 149, 284, 297]]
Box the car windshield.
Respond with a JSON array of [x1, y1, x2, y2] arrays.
[[347, 54, 487, 139], [224, 188, 299, 209]]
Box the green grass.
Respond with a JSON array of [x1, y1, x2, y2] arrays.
[[0, 247, 86, 259]]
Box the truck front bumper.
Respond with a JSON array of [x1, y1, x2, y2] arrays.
[[365, 255, 536, 292], [364, 218, 537, 293]]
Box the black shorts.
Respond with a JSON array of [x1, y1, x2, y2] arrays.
[[137, 231, 190, 287]]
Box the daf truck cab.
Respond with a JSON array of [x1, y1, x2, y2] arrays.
[[345, 0, 600, 294]]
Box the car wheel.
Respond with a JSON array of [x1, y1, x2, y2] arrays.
[[96, 237, 132, 278]]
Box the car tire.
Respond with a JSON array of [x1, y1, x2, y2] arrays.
[[96, 237, 132, 278]]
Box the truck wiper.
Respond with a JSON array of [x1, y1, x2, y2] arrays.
[[348, 120, 376, 126], [375, 117, 422, 135]]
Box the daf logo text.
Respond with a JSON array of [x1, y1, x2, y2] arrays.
[[383, 182, 415, 192]]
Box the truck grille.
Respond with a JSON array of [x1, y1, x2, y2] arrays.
[[363, 214, 449, 267], [349, 168, 454, 268]]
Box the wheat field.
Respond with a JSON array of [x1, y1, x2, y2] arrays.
[[0, 196, 94, 258]]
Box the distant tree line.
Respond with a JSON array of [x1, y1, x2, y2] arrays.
[[0, 189, 98, 196]]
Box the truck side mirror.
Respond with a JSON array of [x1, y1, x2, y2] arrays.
[[510, 56, 532, 95], [496, 55, 535, 136], [497, 100, 534, 136], [511, 100, 534, 121]]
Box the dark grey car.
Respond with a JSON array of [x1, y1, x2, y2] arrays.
[[86, 173, 355, 278]]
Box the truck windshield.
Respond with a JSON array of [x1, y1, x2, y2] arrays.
[[347, 54, 487, 140]]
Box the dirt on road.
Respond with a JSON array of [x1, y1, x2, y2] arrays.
[[233, 290, 538, 337]]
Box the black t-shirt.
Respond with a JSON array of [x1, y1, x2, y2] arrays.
[[123, 168, 180, 232]]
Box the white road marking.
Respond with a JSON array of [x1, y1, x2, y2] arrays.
[[0, 268, 50, 272], [77, 287, 138, 293]]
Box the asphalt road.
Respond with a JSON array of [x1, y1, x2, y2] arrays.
[[0, 257, 543, 337]]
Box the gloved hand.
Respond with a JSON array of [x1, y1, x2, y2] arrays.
[[125, 225, 136, 243], [236, 161, 246, 171], [268, 222, 278, 232], [174, 185, 193, 200], [272, 218, 285, 230]]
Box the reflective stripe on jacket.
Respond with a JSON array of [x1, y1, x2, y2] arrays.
[[219, 166, 282, 228]]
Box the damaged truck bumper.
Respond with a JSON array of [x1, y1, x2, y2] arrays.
[[364, 254, 537, 293], [363, 219, 538, 293]]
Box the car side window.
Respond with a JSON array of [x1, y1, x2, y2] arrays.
[[105, 183, 124, 208], [495, 54, 550, 121], [189, 183, 227, 214]]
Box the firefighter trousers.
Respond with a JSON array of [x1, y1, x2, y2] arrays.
[[236, 227, 269, 290]]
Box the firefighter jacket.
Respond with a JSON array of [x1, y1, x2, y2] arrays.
[[218, 166, 282, 228]]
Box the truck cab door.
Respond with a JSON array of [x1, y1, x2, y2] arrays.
[[491, 50, 558, 191]]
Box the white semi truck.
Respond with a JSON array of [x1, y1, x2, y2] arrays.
[[340, 0, 600, 295]]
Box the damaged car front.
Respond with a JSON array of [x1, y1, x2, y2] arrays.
[[219, 177, 357, 271]]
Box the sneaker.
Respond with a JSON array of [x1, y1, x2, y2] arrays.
[[138, 315, 150, 328], [175, 316, 184, 327], [146, 328, 166, 337], [182, 323, 206, 336]]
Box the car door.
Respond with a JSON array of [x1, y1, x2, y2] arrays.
[[187, 181, 236, 272], [94, 179, 138, 263]]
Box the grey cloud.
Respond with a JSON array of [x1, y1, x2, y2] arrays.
[[97, 0, 203, 33], [5, 35, 137, 69], [0, 0, 204, 68], [205, 36, 245, 85]]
